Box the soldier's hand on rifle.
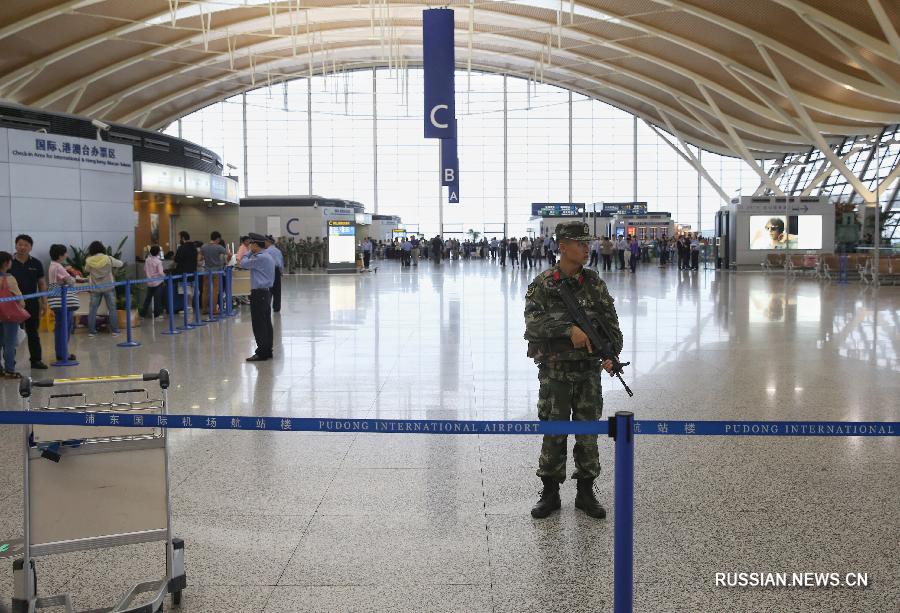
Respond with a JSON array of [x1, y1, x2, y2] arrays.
[[570, 325, 593, 353], [602, 359, 614, 375]]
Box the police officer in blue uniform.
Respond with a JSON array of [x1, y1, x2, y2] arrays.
[[241, 233, 276, 361]]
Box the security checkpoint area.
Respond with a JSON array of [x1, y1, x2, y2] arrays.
[[0, 1, 899, 613]]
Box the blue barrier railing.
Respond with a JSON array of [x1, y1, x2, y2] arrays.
[[0, 269, 234, 365], [0, 407, 895, 613]]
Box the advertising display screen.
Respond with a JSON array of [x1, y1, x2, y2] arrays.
[[749, 215, 823, 250], [795, 216, 823, 249], [328, 221, 356, 264]]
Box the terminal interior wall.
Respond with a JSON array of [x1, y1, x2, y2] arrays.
[[0, 127, 135, 266]]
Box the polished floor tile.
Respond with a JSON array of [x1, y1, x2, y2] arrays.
[[0, 261, 897, 612]]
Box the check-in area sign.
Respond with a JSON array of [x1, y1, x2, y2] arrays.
[[423, 8, 460, 203]]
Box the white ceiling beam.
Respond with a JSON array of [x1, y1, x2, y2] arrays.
[[800, 155, 851, 197], [0, 0, 105, 42], [106, 35, 795, 154], [75, 20, 827, 147], [24, 2, 895, 129], [0, 4, 177, 92], [874, 162, 900, 198], [127, 42, 793, 156], [866, 0, 900, 62], [798, 14, 900, 98], [721, 64, 807, 137], [647, 115, 730, 203], [770, 0, 900, 63], [687, 85, 786, 195], [66, 84, 88, 113], [658, 0, 898, 101], [755, 42, 875, 203]]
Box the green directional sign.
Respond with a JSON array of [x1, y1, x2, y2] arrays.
[[0, 543, 8, 553]]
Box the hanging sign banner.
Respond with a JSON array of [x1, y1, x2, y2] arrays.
[[440, 137, 458, 187], [423, 8, 456, 139]]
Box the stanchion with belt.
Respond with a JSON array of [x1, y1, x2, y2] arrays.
[[161, 274, 181, 336]]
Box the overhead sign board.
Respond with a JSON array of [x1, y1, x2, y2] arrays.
[[8, 129, 133, 174], [137, 162, 239, 203], [531, 203, 585, 217], [604, 202, 648, 215]]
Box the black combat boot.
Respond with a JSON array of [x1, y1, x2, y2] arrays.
[[531, 477, 562, 519], [575, 479, 607, 519]]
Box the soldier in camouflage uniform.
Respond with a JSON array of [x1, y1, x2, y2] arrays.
[[312, 237, 323, 268], [285, 238, 297, 274], [524, 221, 624, 519], [301, 238, 312, 271]]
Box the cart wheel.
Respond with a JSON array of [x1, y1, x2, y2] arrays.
[[173, 590, 182, 605]]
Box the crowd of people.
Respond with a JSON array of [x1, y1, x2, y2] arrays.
[[0, 229, 304, 377], [0, 228, 709, 376], [358, 232, 711, 274]]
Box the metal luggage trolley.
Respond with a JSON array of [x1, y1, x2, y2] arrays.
[[11, 370, 186, 613]]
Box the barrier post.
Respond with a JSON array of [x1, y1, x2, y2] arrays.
[[192, 272, 206, 327], [225, 267, 235, 317], [116, 281, 140, 348], [611, 410, 634, 613], [203, 271, 217, 323], [51, 286, 78, 366], [178, 274, 193, 331], [161, 275, 181, 335]]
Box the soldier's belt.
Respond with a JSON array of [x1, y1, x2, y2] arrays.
[[541, 360, 599, 373]]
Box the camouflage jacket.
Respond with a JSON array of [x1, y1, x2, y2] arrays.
[[524, 265, 623, 364]]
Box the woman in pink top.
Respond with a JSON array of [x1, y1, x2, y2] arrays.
[[47, 244, 82, 363], [140, 245, 166, 318]]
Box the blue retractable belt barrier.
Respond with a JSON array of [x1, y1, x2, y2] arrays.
[[0, 412, 896, 436]]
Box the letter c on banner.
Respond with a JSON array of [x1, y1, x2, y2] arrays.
[[286, 218, 299, 235], [430, 105, 449, 129]]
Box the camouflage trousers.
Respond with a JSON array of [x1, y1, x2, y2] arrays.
[[535, 366, 603, 483]]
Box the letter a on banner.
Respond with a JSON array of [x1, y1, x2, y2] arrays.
[[423, 9, 456, 139], [448, 181, 460, 203]]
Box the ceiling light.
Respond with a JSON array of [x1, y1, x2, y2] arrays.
[[186, 195, 194, 199], [216, 202, 226, 206], [203, 198, 212, 202], [134, 190, 143, 193]]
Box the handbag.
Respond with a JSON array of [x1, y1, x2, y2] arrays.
[[0, 276, 31, 324]]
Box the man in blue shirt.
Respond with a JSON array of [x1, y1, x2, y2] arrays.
[[264, 235, 285, 313], [241, 234, 276, 361]]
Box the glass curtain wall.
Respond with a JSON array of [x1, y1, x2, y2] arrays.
[[166, 68, 756, 236]]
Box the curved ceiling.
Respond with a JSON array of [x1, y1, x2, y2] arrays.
[[0, 0, 899, 158]]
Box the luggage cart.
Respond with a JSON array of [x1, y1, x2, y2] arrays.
[[11, 370, 185, 613]]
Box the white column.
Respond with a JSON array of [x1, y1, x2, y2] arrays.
[[241, 93, 248, 196], [373, 67, 378, 214], [503, 74, 508, 237], [568, 89, 573, 203], [697, 148, 702, 234], [632, 115, 638, 202], [307, 79, 313, 195]]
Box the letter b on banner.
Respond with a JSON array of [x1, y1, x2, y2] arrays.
[[423, 9, 456, 139]]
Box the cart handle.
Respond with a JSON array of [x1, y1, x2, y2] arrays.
[[19, 370, 170, 397]]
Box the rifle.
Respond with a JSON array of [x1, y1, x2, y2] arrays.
[[555, 281, 634, 397]]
